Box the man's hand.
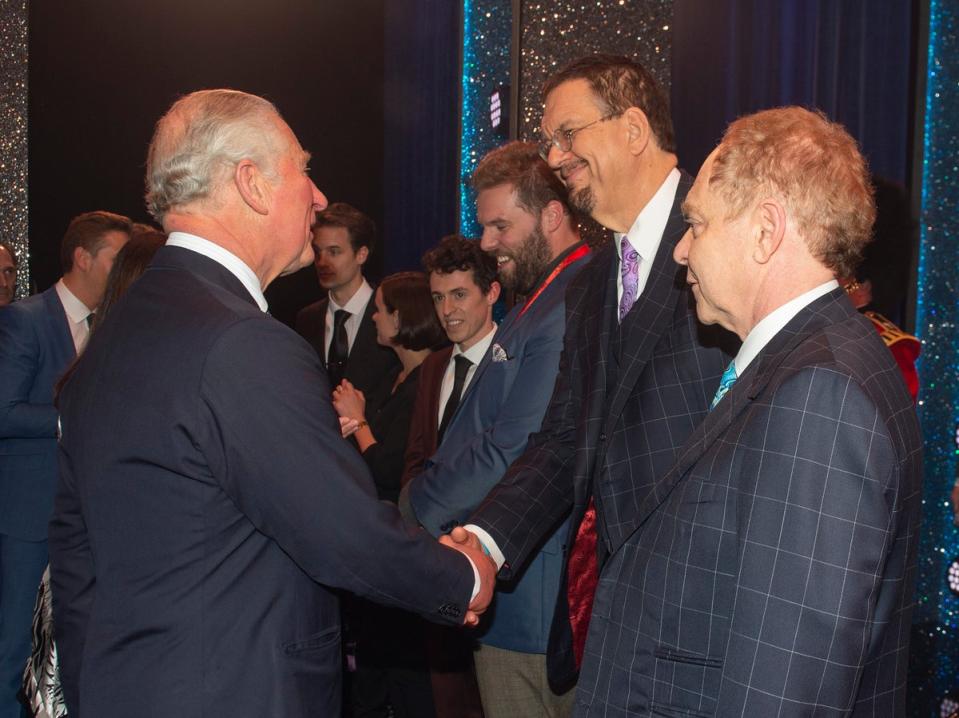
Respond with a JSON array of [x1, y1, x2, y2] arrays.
[[440, 527, 497, 626]]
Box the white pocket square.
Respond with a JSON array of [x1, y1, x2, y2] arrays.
[[491, 343, 510, 362]]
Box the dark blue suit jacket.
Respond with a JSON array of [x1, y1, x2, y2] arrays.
[[408, 246, 590, 653], [470, 173, 737, 690], [575, 290, 923, 716], [0, 286, 74, 540], [48, 246, 474, 718]]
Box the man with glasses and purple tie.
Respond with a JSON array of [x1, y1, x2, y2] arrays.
[[449, 54, 736, 712]]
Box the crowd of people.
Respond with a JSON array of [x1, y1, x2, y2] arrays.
[[0, 54, 924, 718]]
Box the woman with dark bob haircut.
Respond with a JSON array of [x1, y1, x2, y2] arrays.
[[332, 271, 447, 717]]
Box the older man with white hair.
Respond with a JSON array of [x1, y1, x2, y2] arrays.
[[48, 89, 494, 718]]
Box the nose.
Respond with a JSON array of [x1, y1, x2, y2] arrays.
[[673, 229, 691, 266], [312, 182, 328, 211], [441, 296, 454, 316], [479, 229, 497, 253]]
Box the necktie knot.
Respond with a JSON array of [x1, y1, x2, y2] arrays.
[[619, 236, 640, 321], [710, 361, 738, 410]]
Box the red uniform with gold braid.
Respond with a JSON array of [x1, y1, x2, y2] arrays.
[[864, 310, 920, 401]]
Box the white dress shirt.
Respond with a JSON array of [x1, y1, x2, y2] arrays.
[[166, 232, 268, 312], [324, 280, 373, 362], [437, 323, 498, 426], [615, 167, 681, 305], [55, 280, 94, 352], [733, 280, 840, 376]]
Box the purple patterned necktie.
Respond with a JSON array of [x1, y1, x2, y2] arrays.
[[619, 235, 640, 321]]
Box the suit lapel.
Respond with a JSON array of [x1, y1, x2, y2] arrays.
[[43, 286, 76, 359], [630, 288, 853, 532], [600, 174, 691, 441]]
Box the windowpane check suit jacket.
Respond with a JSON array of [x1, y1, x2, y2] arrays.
[[575, 290, 923, 717]]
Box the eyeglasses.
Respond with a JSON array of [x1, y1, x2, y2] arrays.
[[537, 112, 621, 161]]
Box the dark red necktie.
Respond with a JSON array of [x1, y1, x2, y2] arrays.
[[566, 498, 598, 668]]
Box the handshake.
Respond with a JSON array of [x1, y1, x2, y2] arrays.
[[439, 526, 499, 627]]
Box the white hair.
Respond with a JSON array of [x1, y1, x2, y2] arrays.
[[145, 89, 284, 223]]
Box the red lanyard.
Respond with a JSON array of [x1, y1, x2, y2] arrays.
[[517, 244, 590, 319]]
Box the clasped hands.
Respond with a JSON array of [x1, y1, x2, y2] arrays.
[[440, 526, 498, 627]]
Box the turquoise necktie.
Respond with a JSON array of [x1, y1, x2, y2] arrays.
[[710, 361, 738, 410]]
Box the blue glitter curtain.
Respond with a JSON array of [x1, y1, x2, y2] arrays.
[[912, 0, 959, 713], [458, 0, 512, 238]]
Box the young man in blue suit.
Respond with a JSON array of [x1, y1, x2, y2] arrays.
[[403, 142, 590, 718], [47, 89, 494, 718], [0, 210, 129, 718]]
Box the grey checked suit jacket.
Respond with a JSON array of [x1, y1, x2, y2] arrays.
[[471, 172, 736, 691], [575, 289, 923, 717]]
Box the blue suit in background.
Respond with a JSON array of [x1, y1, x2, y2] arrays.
[[0, 286, 74, 718], [408, 244, 589, 655]]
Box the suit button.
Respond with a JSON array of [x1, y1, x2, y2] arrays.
[[599, 433, 607, 442]]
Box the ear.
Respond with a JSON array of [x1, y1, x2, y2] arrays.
[[355, 246, 370, 266], [752, 198, 787, 264], [539, 200, 565, 234], [234, 159, 271, 216], [622, 107, 651, 156], [73, 245, 93, 273], [486, 280, 502, 305]]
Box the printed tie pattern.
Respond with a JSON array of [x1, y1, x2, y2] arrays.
[[619, 236, 640, 321], [710, 361, 738, 410]]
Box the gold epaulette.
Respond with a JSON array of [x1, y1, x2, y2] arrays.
[[864, 311, 920, 349]]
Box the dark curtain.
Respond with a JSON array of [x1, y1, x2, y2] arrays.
[[671, 0, 917, 324], [382, 0, 461, 273], [671, 0, 915, 185]]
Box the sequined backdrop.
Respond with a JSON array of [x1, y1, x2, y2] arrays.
[[911, 0, 959, 712], [459, 0, 513, 237], [0, 0, 28, 297], [517, 0, 672, 142], [517, 1, 672, 245]]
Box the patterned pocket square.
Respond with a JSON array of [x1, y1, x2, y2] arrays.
[[491, 343, 511, 362]]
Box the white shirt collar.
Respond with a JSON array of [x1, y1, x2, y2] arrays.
[[329, 279, 373, 315], [615, 167, 681, 262], [55, 279, 93, 324], [734, 280, 840, 375], [165, 232, 268, 312], [452, 323, 498, 364]]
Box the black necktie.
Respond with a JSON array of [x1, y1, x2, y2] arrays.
[[327, 309, 351, 386], [438, 355, 472, 444]]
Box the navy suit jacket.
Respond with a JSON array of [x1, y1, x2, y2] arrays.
[[48, 246, 473, 718], [471, 173, 737, 689], [408, 246, 590, 654], [295, 290, 400, 413], [0, 286, 74, 540], [574, 290, 923, 716]]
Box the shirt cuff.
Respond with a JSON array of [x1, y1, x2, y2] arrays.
[[463, 524, 506, 570]]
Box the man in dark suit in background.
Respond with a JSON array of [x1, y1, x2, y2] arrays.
[[0, 210, 129, 718], [48, 89, 494, 718], [451, 55, 734, 709], [295, 203, 399, 410], [405, 142, 590, 718]]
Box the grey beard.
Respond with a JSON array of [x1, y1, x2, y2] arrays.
[[570, 185, 595, 217]]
